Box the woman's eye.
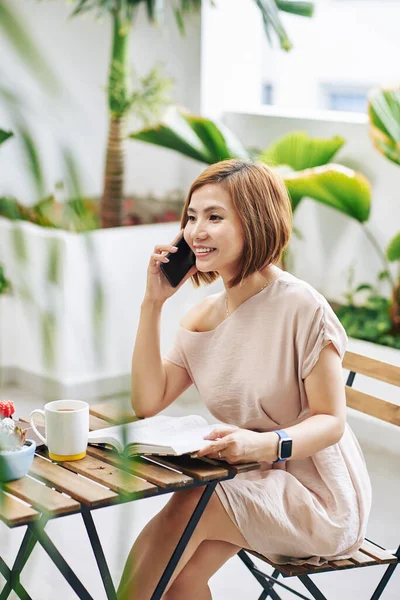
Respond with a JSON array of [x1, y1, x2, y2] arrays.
[[186, 214, 221, 222]]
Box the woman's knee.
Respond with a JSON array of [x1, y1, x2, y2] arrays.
[[161, 487, 209, 534]]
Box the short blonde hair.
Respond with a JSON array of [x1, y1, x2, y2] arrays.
[[181, 159, 293, 288]]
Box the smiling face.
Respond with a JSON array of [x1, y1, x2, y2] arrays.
[[184, 183, 245, 278]]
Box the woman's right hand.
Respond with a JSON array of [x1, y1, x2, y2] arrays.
[[144, 229, 198, 305]]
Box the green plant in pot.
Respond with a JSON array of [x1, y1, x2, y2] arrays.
[[68, 0, 314, 228], [128, 108, 400, 347], [0, 401, 36, 482]]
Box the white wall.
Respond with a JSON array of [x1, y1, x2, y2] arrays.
[[200, 0, 264, 119], [224, 108, 399, 303], [0, 0, 203, 204], [262, 0, 400, 111]]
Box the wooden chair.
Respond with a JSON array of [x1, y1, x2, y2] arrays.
[[238, 351, 400, 600]]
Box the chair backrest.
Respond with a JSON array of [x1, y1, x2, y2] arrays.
[[342, 351, 400, 428]]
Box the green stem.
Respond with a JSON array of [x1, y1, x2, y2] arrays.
[[109, 10, 131, 116], [361, 224, 396, 289]]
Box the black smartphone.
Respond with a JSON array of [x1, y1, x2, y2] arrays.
[[160, 235, 196, 287]]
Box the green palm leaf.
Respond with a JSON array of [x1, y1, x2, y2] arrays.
[[275, 1, 314, 17], [368, 87, 400, 166], [254, 0, 314, 52], [0, 130, 13, 146], [260, 132, 345, 170], [129, 106, 249, 164], [284, 164, 371, 222], [386, 233, 400, 262]]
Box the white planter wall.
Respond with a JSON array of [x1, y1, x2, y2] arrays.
[[0, 218, 222, 396]]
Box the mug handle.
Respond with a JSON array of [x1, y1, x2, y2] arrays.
[[29, 409, 47, 445]]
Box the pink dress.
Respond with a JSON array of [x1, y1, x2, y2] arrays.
[[164, 270, 372, 565]]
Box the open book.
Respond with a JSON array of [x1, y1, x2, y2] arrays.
[[88, 414, 220, 457]]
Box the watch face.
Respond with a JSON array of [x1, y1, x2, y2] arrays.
[[280, 439, 292, 459]]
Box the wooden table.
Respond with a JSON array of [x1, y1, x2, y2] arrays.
[[0, 404, 261, 600]]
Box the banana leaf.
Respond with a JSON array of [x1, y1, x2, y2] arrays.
[[259, 131, 345, 170], [284, 164, 371, 222], [368, 87, 400, 166], [386, 232, 400, 262], [0, 130, 13, 146], [129, 106, 249, 164]]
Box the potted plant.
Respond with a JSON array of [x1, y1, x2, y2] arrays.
[[0, 1, 316, 394], [129, 108, 400, 348], [0, 401, 36, 482], [68, 0, 315, 228]]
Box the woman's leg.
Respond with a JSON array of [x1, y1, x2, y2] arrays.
[[163, 539, 242, 600], [117, 486, 250, 600]]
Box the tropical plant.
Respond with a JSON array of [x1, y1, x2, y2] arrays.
[[129, 107, 400, 340], [130, 107, 371, 224], [368, 87, 400, 166], [69, 0, 314, 228]]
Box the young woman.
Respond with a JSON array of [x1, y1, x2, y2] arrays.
[[118, 159, 371, 600]]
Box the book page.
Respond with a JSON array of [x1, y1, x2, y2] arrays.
[[88, 414, 216, 453]]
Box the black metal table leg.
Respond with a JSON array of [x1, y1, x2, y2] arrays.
[[31, 521, 95, 600], [81, 508, 117, 600], [0, 525, 38, 600], [150, 481, 217, 600]]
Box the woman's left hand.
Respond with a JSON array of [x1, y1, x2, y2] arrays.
[[197, 425, 276, 464]]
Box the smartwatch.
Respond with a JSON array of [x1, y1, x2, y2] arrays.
[[273, 430, 293, 463]]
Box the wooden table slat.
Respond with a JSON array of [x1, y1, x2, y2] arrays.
[[148, 455, 230, 481], [39, 450, 158, 499], [89, 414, 113, 432], [89, 403, 138, 425], [87, 446, 194, 488], [0, 493, 39, 528], [4, 476, 80, 517], [198, 456, 262, 475], [29, 455, 119, 508]]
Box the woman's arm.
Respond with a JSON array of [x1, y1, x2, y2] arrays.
[[197, 343, 347, 464], [260, 342, 346, 462]]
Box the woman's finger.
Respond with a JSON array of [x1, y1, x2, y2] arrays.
[[203, 427, 236, 440]]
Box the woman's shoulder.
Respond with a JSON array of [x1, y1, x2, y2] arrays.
[[276, 271, 332, 316], [180, 292, 224, 332]]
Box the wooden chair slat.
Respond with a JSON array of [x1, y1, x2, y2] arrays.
[[345, 387, 400, 427], [0, 494, 39, 528], [245, 551, 310, 576], [360, 540, 398, 563], [39, 449, 158, 499], [350, 550, 377, 566], [86, 446, 194, 488], [89, 403, 138, 425], [329, 559, 356, 570], [149, 455, 230, 482], [29, 455, 119, 508], [4, 476, 80, 517], [343, 351, 400, 386]]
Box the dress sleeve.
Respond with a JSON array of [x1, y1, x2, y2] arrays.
[[301, 300, 348, 380]]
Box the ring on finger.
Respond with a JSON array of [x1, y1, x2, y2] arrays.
[[218, 451, 222, 459]]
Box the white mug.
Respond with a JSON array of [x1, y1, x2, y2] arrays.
[[29, 399, 89, 461]]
